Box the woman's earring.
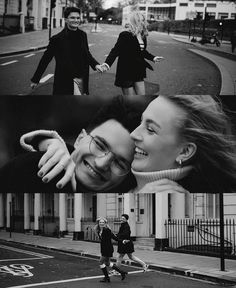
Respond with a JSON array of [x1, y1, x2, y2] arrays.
[[177, 159, 182, 166]]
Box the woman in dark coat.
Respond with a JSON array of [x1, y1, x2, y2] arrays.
[[94, 217, 127, 283], [102, 10, 164, 95], [115, 214, 149, 272]]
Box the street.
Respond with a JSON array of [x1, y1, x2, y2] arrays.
[[0, 24, 221, 95], [0, 241, 228, 288]]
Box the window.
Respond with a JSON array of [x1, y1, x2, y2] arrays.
[[207, 3, 216, 7], [179, 3, 188, 6], [195, 3, 204, 7], [117, 193, 124, 217]]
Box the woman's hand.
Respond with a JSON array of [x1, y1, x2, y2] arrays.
[[122, 239, 130, 244], [37, 139, 75, 189], [136, 179, 189, 194], [153, 56, 164, 63]]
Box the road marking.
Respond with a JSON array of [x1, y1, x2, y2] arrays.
[[0, 264, 34, 278], [24, 54, 35, 58], [39, 74, 54, 83], [7, 270, 145, 287], [0, 244, 53, 261], [1, 60, 18, 66]]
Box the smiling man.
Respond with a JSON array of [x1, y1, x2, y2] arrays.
[[30, 7, 103, 95]]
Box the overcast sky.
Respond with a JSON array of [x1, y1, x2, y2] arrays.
[[103, 0, 121, 9]]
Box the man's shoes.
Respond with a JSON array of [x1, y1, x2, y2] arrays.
[[143, 264, 149, 272], [121, 271, 127, 280], [109, 269, 120, 276], [100, 277, 110, 283]]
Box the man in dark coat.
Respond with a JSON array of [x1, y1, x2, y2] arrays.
[[114, 214, 149, 272], [31, 7, 102, 95]]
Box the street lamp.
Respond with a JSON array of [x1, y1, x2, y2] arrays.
[[219, 21, 223, 43]]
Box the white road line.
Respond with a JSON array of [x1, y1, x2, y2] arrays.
[[0, 245, 53, 259], [24, 54, 35, 58], [1, 60, 18, 66], [39, 74, 54, 83], [7, 270, 145, 288]]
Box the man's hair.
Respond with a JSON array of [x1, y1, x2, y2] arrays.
[[64, 7, 80, 18], [87, 95, 156, 134], [122, 214, 129, 220]]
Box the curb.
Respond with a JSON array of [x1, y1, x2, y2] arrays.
[[0, 46, 47, 58], [1, 238, 236, 286]]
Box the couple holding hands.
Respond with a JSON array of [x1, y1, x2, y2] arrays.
[[31, 7, 163, 96]]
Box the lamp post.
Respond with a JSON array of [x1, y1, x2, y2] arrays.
[[219, 21, 223, 43]]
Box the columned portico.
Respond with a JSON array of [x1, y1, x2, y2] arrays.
[[34, 193, 41, 235], [59, 193, 67, 237], [124, 193, 136, 239], [73, 193, 84, 240], [24, 193, 30, 232]]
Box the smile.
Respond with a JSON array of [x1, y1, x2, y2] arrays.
[[84, 160, 106, 181], [134, 146, 148, 157]]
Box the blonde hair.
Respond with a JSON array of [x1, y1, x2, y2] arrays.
[[94, 217, 109, 234], [164, 95, 236, 193], [127, 11, 148, 37]]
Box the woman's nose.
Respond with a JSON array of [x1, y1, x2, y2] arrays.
[[130, 126, 142, 141]]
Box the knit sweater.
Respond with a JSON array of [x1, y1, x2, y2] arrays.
[[131, 166, 193, 190]]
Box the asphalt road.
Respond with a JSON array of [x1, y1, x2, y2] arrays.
[[0, 241, 229, 288], [0, 24, 221, 95]]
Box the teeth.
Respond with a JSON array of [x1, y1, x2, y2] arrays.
[[135, 147, 147, 156], [85, 162, 99, 176]]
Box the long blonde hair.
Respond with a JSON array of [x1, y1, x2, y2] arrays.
[[94, 217, 109, 235], [165, 94, 236, 193], [126, 11, 148, 37]]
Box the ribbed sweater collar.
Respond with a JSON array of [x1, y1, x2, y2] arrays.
[[131, 166, 193, 190]]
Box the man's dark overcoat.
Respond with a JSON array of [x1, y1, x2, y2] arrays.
[[31, 28, 99, 95], [117, 221, 134, 254]]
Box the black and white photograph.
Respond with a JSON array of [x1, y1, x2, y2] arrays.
[[0, 0, 236, 287]]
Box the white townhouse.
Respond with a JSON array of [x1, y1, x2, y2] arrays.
[[122, 0, 236, 23]]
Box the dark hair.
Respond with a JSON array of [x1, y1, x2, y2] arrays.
[[87, 95, 156, 134], [122, 214, 129, 220], [64, 7, 80, 18]]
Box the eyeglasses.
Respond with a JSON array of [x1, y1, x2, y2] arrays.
[[89, 135, 131, 176]]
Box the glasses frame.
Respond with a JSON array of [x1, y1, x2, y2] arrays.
[[88, 135, 130, 177]]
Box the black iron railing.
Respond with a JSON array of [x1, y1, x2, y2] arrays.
[[165, 218, 236, 258]]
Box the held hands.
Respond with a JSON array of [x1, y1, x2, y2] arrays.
[[37, 139, 75, 189], [136, 179, 189, 195], [153, 56, 164, 63], [122, 240, 130, 244], [95, 63, 110, 73]]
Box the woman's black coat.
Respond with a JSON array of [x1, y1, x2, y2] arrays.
[[117, 222, 134, 254], [98, 227, 117, 257], [105, 31, 155, 85], [31, 28, 99, 95]]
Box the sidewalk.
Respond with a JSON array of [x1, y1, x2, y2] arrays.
[[0, 26, 235, 95], [0, 230, 235, 285]]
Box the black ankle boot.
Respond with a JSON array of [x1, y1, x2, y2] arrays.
[[100, 267, 110, 283], [100, 277, 110, 283], [112, 264, 127, 280]]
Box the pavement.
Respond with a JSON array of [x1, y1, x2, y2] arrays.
[[0, 230, 236, 286], [0, 24, 235, 95]]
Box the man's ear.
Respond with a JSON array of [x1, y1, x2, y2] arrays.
[[74, 129, 87, 149], [176, 142, 197, 164]]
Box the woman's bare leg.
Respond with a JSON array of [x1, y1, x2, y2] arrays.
[[122, 87, 136, 95], [134, 81, 145, 95]]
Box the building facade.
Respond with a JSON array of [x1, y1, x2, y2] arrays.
[[122, 0, 236, 24]]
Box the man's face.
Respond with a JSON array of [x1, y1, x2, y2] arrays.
[[72, 120, 135, 192], [121, 216, 127, 223], [65, 12, 80, 30]]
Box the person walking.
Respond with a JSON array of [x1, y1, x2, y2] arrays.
[[94, 217, 127, 283], [113, 214, 149, 273], [30, 6, 103, 95], [101, 10, 164, 95]]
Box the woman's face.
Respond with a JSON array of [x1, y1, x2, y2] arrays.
[[131, 96, 187, 172], [99, 219, 106, 228]]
